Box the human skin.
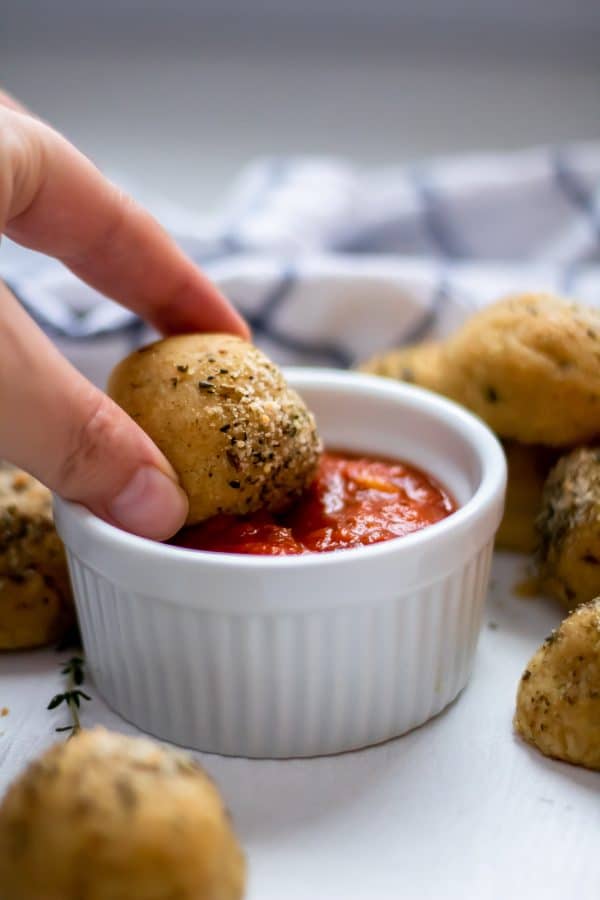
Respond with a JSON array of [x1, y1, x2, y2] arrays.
[[0, 89, 249, 540]]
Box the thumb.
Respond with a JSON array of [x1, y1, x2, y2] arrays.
[[0, 282, 188, 540]]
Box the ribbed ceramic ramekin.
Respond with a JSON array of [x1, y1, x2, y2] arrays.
[[54, 370, 506, 758]]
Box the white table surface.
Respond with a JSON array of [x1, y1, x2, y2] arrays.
[[1, 552, 598, 900]]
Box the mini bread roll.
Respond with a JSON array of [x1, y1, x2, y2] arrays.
[[360, 293, 600, 447], [359, 341, 446, 394], [536, 447, 600, 609], [514, 599, 600, 770], [496, 441, 557, 554], [440, 293, 600, 446], [0, 464, 74, 650], [108, 334, 321, 525], [0, 727, 246, 900]]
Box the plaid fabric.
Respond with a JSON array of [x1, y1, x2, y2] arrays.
[[1, 142, 599, 384]]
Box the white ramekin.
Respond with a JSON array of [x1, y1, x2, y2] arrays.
[[54, 370, 506, 758]]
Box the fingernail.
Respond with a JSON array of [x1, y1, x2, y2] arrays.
[[108, 466, 188, 540]]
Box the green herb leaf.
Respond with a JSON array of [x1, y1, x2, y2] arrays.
[[49, 650, 91, 736], [47, 694, 66, 710]]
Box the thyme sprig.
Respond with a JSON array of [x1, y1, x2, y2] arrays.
[[47, 656, 91, 736]]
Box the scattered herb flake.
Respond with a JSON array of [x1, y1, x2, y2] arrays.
[[582, 553, 599, 565], [226, 449, 241, 470]]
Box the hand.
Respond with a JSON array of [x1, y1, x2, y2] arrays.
[[0, 90, 249, 540]]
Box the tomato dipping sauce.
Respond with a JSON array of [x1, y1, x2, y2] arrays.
[[171, 451, 456, 556]]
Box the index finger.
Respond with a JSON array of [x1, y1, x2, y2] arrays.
[[0, 88, 29, 113], [1, 108, 249, 338]]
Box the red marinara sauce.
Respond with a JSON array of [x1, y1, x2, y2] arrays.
[[171, 451, 456, 556]]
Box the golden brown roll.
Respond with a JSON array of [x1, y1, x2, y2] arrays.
[[440, 293, 600, 445], [536, 447, 600, 609], [360, 292, 600, 447], [514, 599, 600, 770], [0, 464, 73, 650], [359, 341, 446, 394], [108, 334, 321, 525], [0, 727, 246, 900]]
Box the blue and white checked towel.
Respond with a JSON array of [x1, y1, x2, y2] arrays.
[[1, 142, 599, 385]]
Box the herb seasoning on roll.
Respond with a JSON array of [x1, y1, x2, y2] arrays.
[[108, 334, 322, 525]]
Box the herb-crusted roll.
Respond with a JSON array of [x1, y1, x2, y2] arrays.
[[440, 293, 600, 446], [108, 334, 322, 525], [0, 727, 246, 900], [360, 292, 600, 447], [359, 341, 446, 394], [514, 599, 600, 770], [0, 464, 73, 650], [536, 447, 600, 609]]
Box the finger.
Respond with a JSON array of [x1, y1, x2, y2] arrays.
[[0, 281, 189, 540], [0, 88, 29, 114], [0, 107, 249, 338]]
